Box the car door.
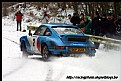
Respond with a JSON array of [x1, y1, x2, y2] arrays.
[[27, 26, 47, 54]]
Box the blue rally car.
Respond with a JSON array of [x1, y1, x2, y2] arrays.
[[20, 23, 96, 61]]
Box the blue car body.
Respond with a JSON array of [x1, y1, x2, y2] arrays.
[[20, 23, 96, 56]]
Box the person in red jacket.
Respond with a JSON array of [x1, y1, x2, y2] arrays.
[[15, 11, 23, 31]]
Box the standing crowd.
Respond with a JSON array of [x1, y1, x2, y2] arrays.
[[64, 11, 121, 49], [14, 10, 121, 49], [69, 11, 121, 38]]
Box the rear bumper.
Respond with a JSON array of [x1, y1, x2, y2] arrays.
[[49, 47, 96, 55]]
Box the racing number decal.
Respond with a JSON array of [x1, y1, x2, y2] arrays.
[[31, 37, 40, 53], [33, 38, 35, 46]]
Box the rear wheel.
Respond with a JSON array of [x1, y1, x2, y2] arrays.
[[89, 53, 95, 57], [21, 41, 28, 57], [41, 45, 50, 61]]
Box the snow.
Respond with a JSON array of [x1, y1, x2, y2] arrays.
[[2, 17, 121, 81], [2, 3, 121, 81]]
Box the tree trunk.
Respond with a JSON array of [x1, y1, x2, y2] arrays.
[[72, 2, 79, 15], [85, 2, 88, 15], [2, 2, 8, 16]]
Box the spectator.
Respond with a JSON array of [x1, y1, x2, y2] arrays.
[[96, 13, 111, 49], [63, 14, 72, 24], [70, 13, 81, 26], [80, 13, 85, 23], [15, 11, 23, 31], [115, 13, 121, 27], [115, 14, 121, 35], [100, 13, 110, 36], [41, 12, 50, 24], [92, 11, 102, 49], [104, 13, 118, 49], [107, 13, 116, 38], [77, 16, 92, 34]]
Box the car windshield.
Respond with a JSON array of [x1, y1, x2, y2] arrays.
[[52, 26, 83, 34]]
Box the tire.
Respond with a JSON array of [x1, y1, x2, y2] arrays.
[[41, 45, 50, 61], [21, 41, 28, 58], [62, 54, 70, 57], [89, 53, 95, 57]]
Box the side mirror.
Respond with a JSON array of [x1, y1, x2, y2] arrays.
[[28, 30, 32, 36], [22, 30, 26, 32]]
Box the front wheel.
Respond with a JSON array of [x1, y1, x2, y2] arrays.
[[21, 41, 28, 58], [41, 45, 50, 61]]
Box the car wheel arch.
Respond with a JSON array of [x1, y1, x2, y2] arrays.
[[41, 42, 48, 50], [41, 42, 52, 54], [21, 40, 26, 51]]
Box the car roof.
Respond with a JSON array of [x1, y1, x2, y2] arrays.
[[41, 23, 76, 27]]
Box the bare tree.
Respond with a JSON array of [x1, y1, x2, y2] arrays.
[[2, 2, 9, 16], [72, 2, 79, 15], [114, 2, 121, 19]]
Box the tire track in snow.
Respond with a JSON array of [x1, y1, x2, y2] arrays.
[[3, 58, 28, 78], [52, 57, 66, 81], [53, 66, 65, 81], [3, 36, 54, 80], [45, 62, 53, 81], [45, 57, 66, 81], [3, 37, 19, 45], [3, 36, 53, 80], [2, 37, 28, 78], [3, 37, 65, 80]]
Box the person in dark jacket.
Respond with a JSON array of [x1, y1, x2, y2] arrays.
[[15, 11, 23, 31], [107, 13, 116, 38], [92, 11, 102, 49], [115, 14, 121, 35], [100, 13, 110, 36], [115, 14, 121, 26], [70, 13, 81, 26], [96, 13, 111, 49], [92, 11, 102, 35], [80, 13, 85, 24]]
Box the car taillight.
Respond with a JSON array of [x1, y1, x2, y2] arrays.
[[56, 46, 65, 49], [89, 47, 95, 50]]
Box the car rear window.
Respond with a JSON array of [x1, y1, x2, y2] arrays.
[[52, 26, 83, 35]]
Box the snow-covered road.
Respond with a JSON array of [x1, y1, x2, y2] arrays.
[[2, 18, 121, 81]]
